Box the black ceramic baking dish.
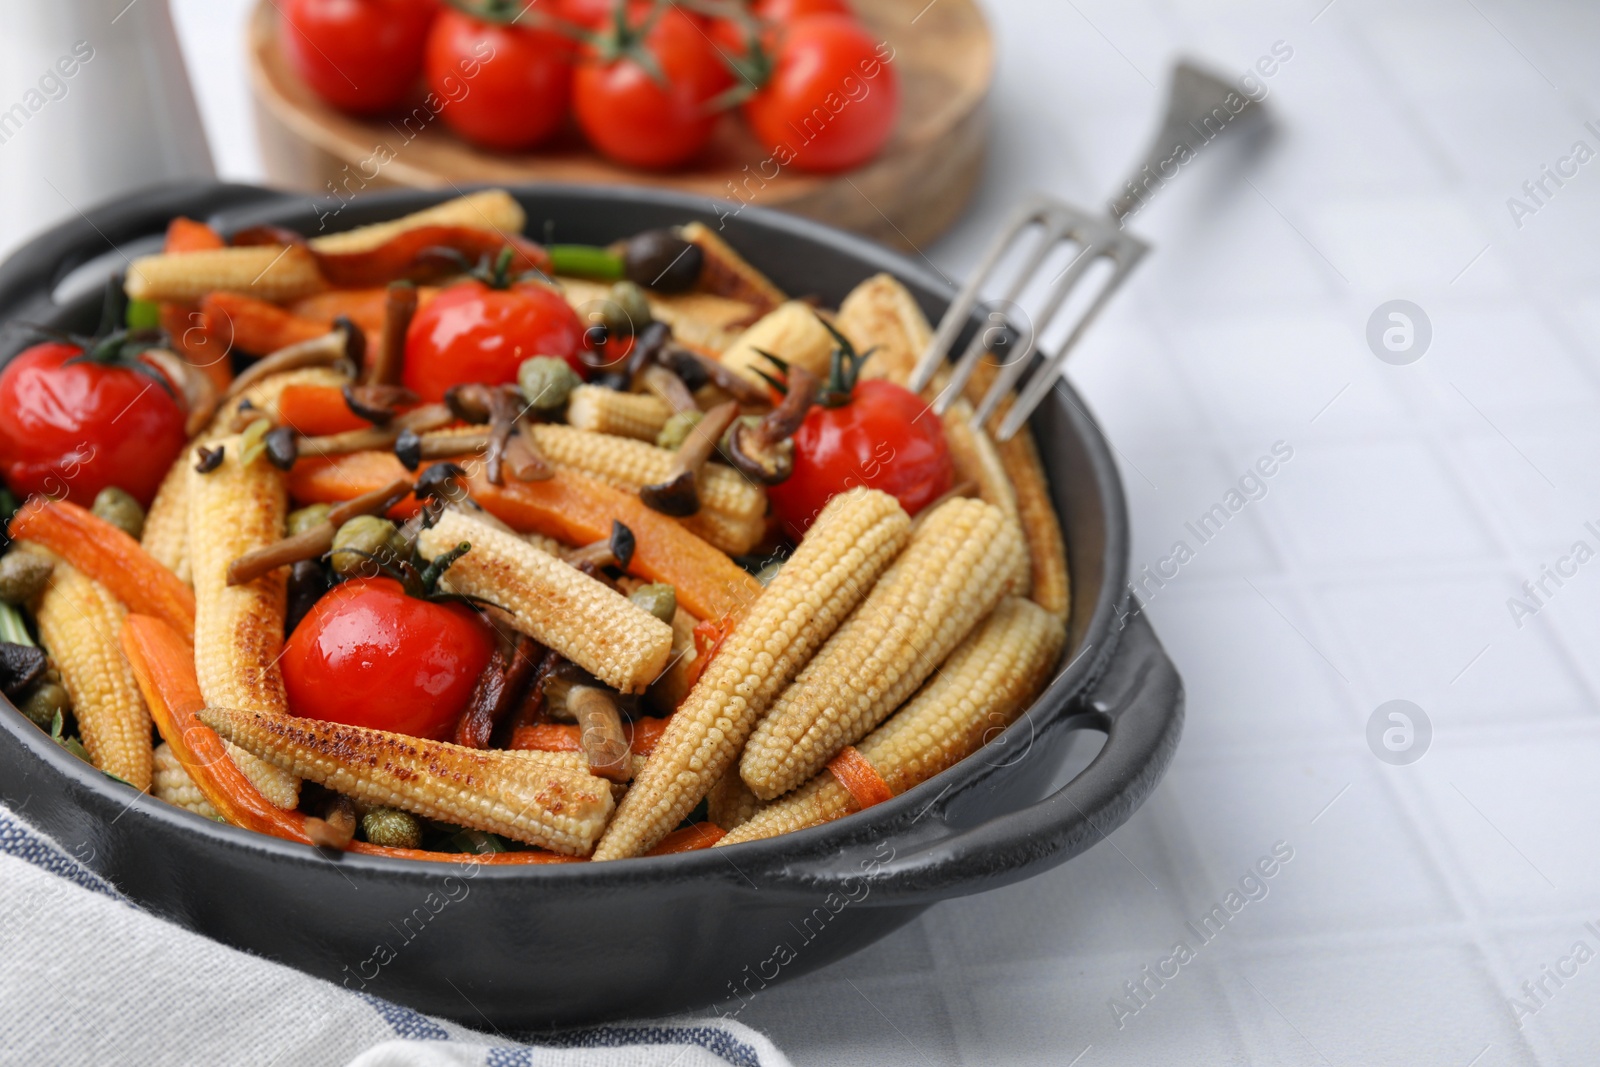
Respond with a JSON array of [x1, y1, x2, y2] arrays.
[[0, 182, 1182, 1027]]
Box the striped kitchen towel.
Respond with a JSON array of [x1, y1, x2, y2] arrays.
[[0, 806, 790, 1067]]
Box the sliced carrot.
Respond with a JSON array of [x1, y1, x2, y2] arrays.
[[12, 497, 196, 637], [471, 470, 763, 622], [164, 217, 225, 253], [827, 746, 894, 812], [158, 302, 233, 393], [510, 717, 671, 757], [645, 823, 726, 855], [121, 614, 309, 841], [276, 384, 371, 436], [201, 292, 328, 357], [285, 453, 764, 620]]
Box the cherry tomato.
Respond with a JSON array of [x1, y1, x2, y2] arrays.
[[425, 8, 573, 152], [0, 342, 186, 508], [767, 378, 952, 538], [280, 0, 439, 115], [743, 14, 898, 173], [756, 0, 854, 21], [283, 577, 494, 741], [559, 0, 623, 29], [573, 6, 734, 170], [402, 280, 585, 401]]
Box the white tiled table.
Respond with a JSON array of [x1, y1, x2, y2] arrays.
[[94, 0, 1600, 1062]]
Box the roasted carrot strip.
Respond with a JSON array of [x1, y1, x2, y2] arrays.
[[158, 302, 233, 393], [164, 217, 225, 253], [123, 614, 576, 863], [202, 292, 328, 357], [644, 823, 726, 855], [12, 498, 196, 637], [287, 452, 426, 518], [121, 614, 307, 840], [827, 746, 894, 811], [290, 286, 438, 345], [471, 470, 763, 622], [276, 384, 371, 436], [510, 717, 671, 757]]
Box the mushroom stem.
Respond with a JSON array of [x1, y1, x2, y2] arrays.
[[483, 386, 528, 487], [299, 403, 453, 458], [504, 422, 554, 482], [224, 319, 363, 400], [546, 669, 633, 783], [724, 367, 817, 485], [664, 344, 770, 406], [226, 476, 412, 586], [343, 383, 419, 425], [639, 364, 699, 414], [562, 520, 636, 571], [638, 400, 739, 517], [367, 282, 417, 386]]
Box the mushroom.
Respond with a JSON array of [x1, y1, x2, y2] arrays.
[[562, 520, 636, 572], [366, 281, 417, 387], [662, 344, 770, 406], [0, 642, 48, 699], [638, 400, 740, 517], [543, 665, 633, 783], [723, 366, 818, 485], [263, 426, 299, 470], [226, 476, 413, 586], [223, 316, 365, 400], [455, 634, 541, 749], [142, 348, 220, 437], [297, 403, 454, 459], [342, 383, 419, 425], [638, 363, 699, 415]]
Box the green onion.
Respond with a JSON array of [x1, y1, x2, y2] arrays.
[[0, 602, 34, 647], [125, 298, 161, 331], [547, 244, 625, 281]]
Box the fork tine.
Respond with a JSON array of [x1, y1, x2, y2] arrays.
[[993, 248, 1147, 441], [909, 195, 1061, 395]]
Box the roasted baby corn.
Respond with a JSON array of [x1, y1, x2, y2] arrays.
[[940, 399, 1026, 594], [198, 706, 614, 856], [528, 424, 766, 525], [417, 508, 673, 694], [187, 436, 301, 809], [592, 488, 912, 860], [141, 453, 192, 584], [30, 557, 153, 790], [740, 496, 1025, 800], [679, 222, 786, 314], [837, 272, 933, 386], [719, 300, 836, 386], [720, 597, 1064, 845], [153, 741, 220, 820], [707, 769, 760, 831], [308, 189, 525, 254], [126, 245, 327, 304], [565, 386, 673, 442]]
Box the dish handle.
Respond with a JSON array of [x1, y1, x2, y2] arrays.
[[784, 608, 1183, 906]]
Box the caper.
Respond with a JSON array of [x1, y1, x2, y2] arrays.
[[517, 356, 581, 412], [629, 583, 677, 624], [602, 281, 653, 338], [655, 410, 704, 451], [623, 229, 703, 293], [287, 503, 333, 538], [91, 486, 145, 540], [330, 515, 401, 578], [0, 551, 53, 606], [361, 807, 422, 850], [19, 681, 70, 730]]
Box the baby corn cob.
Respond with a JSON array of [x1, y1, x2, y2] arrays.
[[837, 272, 933, 386], [593, 488, 911, 860], [417, 509, 673, 694], [740, 497, 1025, 800], [125, 245, 327, 304], [720, 301, 836, 386], [682, 508, 766, 559], [721, 597, 1064, 845], [187, 437, 300, 809], [153, 741, 220, 820], [308, 189, 525, 255], [141, 453, 191, 584], [560, 280, 754, 354], [940, 399, 1026, 594], [679, 222, 787, 314], [30, 558, 153, 790], [198, 706, 614, 856], [566, 386, 672, 442], [529, 424, 766, 524], [707, 769, 761, 831]]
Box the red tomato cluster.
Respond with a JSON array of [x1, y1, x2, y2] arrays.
[[279, 0, 898, 173]]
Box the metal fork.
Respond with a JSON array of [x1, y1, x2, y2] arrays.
[[908, 60, 1266, 441]]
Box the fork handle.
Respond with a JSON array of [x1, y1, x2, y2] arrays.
[[1106, 60, 1263, 222]]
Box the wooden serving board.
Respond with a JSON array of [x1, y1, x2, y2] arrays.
[[247, 0, 992, 251]]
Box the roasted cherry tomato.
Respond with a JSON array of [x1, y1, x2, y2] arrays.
[[425, 8, 573, 151], [0, 341, 187, 508], [573, 5, 734, 170], [402, 279, 585, 401], [767, 377, 952, 538], [742, 14, 898, 173], [282, 576, 494, 741], [756, 0, 855, 21], [280, 0, 439, 115]]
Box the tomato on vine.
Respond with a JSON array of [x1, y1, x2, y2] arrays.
[[402, 247, 587, 401], [766, 320, 952, 537], [426, 5, 573, 151], [280, 0, 440, 115]]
